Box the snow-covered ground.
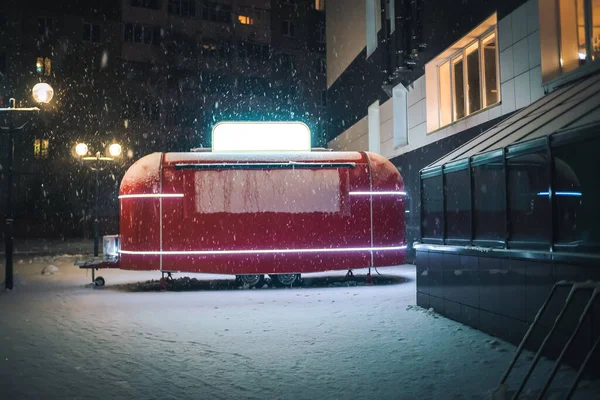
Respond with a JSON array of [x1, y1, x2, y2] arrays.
[[1, 255, 599, 399]]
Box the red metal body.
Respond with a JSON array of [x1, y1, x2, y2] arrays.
[[118, 151, 406, 275]]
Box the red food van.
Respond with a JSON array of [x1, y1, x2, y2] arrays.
[[80, 122, 406, 287]]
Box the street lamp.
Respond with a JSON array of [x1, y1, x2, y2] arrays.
[[74, 141, 123, 259], [1, 83, 53, 290]]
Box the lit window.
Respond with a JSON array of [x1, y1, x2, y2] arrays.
[[435, 30, 499, 127], [593, 0, 600, 60], [34, 139, 49, 159], [465, 41, 481, 115], [315, 0, 325, 11], [438, 61, 452, 127], [238, 15, 254, 25], [482, 33, 499, 107], [36, 57, 51, 75], [452, 56, 465, 120], [556, 0, 600, 72]]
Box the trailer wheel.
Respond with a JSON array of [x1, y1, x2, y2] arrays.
[[94, 276, 105, 287], [270, 274, 301, 287], [237, 274, 265, 288]]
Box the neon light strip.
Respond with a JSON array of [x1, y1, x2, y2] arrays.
[[349, 191, 407, 196], [119, 245, 407, 256], [118, 194, 184, 199], [537, 191, 582, 197]]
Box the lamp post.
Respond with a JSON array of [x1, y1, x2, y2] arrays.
[[1, 83, 54, 290], [74, 142, 122, 258]]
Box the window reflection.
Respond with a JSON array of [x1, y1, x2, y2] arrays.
[[554, 138, 599, 252], [507, 153, 550, 244], [422, 175, 443, 239]]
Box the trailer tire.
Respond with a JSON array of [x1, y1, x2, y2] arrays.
[[237, 274, 265, 288], [94, 276, 105, 287], [270, 274, 301, 287]]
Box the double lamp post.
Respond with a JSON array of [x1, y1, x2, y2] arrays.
[[1, 83, 54, 290], [73, 141, 123, 258]]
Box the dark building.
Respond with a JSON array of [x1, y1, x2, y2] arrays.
[[0, 0, 327, 239], [326, 0, 600, 374]]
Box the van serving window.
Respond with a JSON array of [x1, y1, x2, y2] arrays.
[[174, 162, 357, 170]]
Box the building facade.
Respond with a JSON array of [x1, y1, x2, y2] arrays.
[[327, 0, 600, 370], [0, 0, 326, 239]]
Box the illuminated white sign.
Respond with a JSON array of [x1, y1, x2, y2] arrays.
[[212, 121, 311, 152]]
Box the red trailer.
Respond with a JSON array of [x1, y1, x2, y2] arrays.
[[78, 123, 406, 287]]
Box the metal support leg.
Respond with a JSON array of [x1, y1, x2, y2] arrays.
[[93, 168, 99, 258], [4, 130, 14, 290]]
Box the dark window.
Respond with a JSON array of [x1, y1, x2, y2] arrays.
[[124, 23, 134, 41], [282, 20, 296, 37], [134, 24, 143, 42], [124, 24, 160, 45], [472, 162, 505, 242], [38, 17, 53, 35], [0, 53, 6, 77], [279, 53, 296, 73], [318, 58, 326, 73], [168, 0, 195, 17], [83, 23, 100, 42], [421, 174, 443, 239], [203, 2, 232, 23], [444, 169, 471, 240], [553, 138, 600, 252], [240, 41, 270, 61], [131, 0, 161, 9], [507, 152, 550, 244]]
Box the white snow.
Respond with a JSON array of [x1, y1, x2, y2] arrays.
[[0, 256, 598, 399], [40, 265, 59, 275]]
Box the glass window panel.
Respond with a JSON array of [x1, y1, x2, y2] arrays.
[[593, 0, 600, 60], [452, 57, 465, 120], [422, 175, 443, 239], [559, 0, 586, 72], [482, 33, 499, 107], [473, 162, 505, 241], [553, 138, 600, 252], [507, 152, 550, 244], [466, 42, 481, 114], [445, 169, 471, 240], [439, 61, 452, 126]]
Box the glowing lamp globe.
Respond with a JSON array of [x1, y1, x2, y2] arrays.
[[109, 143, 122, 157], [32, 83, 54, 104], [75, 143, 88, 156]]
